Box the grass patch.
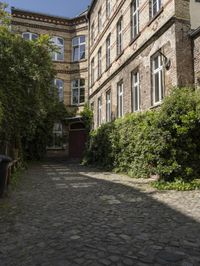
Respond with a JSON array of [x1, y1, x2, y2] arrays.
[[10, 167, 24, 188], [151, 179, 200, 191]]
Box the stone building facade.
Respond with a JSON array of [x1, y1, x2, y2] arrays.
[[88, 0, 196, 128], [11, 8, 89, 157], [11, 1, 200, 152]]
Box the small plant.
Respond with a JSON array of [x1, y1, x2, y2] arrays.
[[151, 179, 200, 191]]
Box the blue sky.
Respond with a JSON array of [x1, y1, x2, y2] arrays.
[[5, 0, 92, 18]]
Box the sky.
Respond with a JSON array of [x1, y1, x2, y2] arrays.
[[5, 0, 92, 18]]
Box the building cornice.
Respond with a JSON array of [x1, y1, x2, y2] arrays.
[[11, 7, 87, 26]]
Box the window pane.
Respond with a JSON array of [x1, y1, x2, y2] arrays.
[[72, 88, 79, 104], [23, 33, 30, 40], [80, 36, 85, 43], [80, 45, 85, 59], [57, 47, 64, 61], [57, 38, 64, 46], [72, 37, 78, 46], [80, 88, 85, 103], [154, 72, 159, 102], [73, 47, 79, 61], [32, 34, 38, 40], [80, 79, 85, 86]]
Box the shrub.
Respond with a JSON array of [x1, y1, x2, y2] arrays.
[[84, 87, 200, 182]]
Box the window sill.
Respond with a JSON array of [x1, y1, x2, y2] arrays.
[[148, 7, 164, 27], [149, 101, 163, 109], [129, 33, 141, 46], [70, 103, 85, 107], [97, 74, 102, 81], [71, 59, 87, 64], [115, 50, 124, 61], [105, 63, 112, 72], [52, 60, 65, 63]]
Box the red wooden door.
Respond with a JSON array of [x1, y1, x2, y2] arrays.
[[69, 129, 86, 159]]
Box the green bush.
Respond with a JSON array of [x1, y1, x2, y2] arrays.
[[84, 87, 200, 182]]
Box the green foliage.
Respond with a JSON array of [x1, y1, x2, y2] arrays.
[[0, 7, 68, 160], [80, 103, 93, 132], [152, 180, 200, 191], [85, 87, 200, 182]]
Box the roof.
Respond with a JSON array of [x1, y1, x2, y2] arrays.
[[11, 7, 87, 21]]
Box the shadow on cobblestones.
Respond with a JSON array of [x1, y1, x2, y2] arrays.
[[0, 161, 200, 266]]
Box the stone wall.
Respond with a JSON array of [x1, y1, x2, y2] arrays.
[[193, 30, 200, 87]]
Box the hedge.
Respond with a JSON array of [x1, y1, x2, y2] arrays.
[[84, 88, 200, 182]]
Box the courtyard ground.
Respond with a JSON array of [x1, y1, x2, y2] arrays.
[[0, 160, 200, 266]]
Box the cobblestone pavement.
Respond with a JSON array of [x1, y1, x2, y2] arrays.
[[0, 161, 200, 266]]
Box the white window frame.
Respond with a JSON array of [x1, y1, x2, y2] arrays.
[[106, 0, 111, 18], [117, 17, 123, 56], [98, 47, 102, 78], [47, 122, 63, 149], [151, 0, 162, 18], [98, 8, 102, 33], [72, 36, 86, 62], [132, 71, 140, 112], [106, 34, 111, 68], [51, 36, 64, 61], [131, 0, 139, 40], [71, 79, 85, 105], [91, 58, 95, 85], [117, 81, 124, 118], [152, 53, 164, 105], [91, 22, 95, 45], [97, 96, 102, 126], [22, 32, 38, 41], [106, 90, 111, 122], [54, 79, 64, 102]]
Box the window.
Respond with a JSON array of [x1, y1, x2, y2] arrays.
[[98, 8, 102, 33], [117, 81, 124, 117], [91, 58, 95, 85], [71, 79, 85, 105], [72, 36, 86, 62], [151, 0, 162, 18], [51, 37, 64, 61], [106, 90, 111, 122], [54, 79, 64, 102], [97, 96, 102, 126], [131, 0, 139, 39], [132, 71, 140, 111], [98, 48, 102, 78], [117, 17, 123, 56], [106, 0, 111, 18], [91, 22, 95, 45], [106, 34, 111, 68], [152, 53, 164, 104], [48, 122, 63, 149], [22, 32, 38, 41]]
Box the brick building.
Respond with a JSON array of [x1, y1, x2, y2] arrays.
[[11, 1, 200, 156]]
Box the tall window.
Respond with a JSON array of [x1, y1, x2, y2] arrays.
[[131, 0, 139, 39], [117, 17, 123, 56], [117, 81, 124, 117], [91, 58, 95, 85], [91, 22, 95, 45], [22, 32, 38, 41], [151, 0, 162, 18], [106, 90, 111, 122], [54, 79, 64, 102], [106, 0, 111, 18], [72, 36, 86, 62], [51, 37, 64, 61], [152, 53, 164, 104], [98, 8, 102, 33], [106, 34, 111, 68], [132, 71, 140, 112], [98, 47, 102, 78], [97, 96, 102, 126], [71, 79, 85, 105]]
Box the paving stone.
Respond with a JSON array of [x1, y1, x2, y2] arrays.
[[0, 161, 199, 266]]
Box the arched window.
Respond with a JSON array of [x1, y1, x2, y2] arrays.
[[51, 37, 64, 61], [72, 36, 86, 62], [22, 32, 38, 41], [54, 79, 64, 102], [71, 79, 85, 105]]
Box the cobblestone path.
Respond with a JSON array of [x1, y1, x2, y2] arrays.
[[0, 161, 200, 266]]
